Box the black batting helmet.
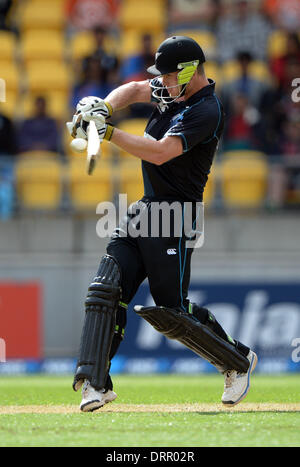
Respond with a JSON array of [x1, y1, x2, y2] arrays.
[[147, 35, 206, 76]]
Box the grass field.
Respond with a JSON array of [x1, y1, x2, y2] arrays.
[[0, 373, 299, 447]]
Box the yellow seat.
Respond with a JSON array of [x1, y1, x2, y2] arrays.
[[220, 152, 268, 208], [267, 30, 287, 59], [15, 156, 63, 210], [204, 62, 220, 84], [21, 30, 65, 63], [117, 119, 148, 159], [0, 31, 17, 61], [26, 61, 72, 93], [119, 0, 167, 33], [248, 61, 272, 84], [18, 150, 61, 159], [20, 0, 65, 32], [223, 150, 266, 161], [67, 159, 113, 209], [119, 160, 144, 205], [69, 31, 97, 62]]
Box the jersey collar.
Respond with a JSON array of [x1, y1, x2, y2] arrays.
[[184, 79, 216, 106]]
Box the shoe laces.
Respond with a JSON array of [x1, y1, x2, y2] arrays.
[[82, 379, 90, 395], [224, 370, 236, 388]]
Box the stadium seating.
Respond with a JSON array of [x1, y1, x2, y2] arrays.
[[17, 150, 62, 159], [222, 60, 271, 84], [204, 62, 220, 84], [25, 61, 72, 94], [68, 31, 118, 62], [68, 31, 97, 62], [222, 150, 266, 161], [15, 156, 63, 210], [66, 159, 114, 210], [220, 151, 269, 208], [119, 0, 167, 34], [118, 160, 144, 205], [19, 0, 66, 32], [0, 31, 17, 62], [21, 30, 65, 63]]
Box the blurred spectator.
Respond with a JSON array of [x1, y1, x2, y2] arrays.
[[268, 112, 300, 208], [85, 26, 118, 74], [119, 34, 156, 119], [216, 0, 272, 63], [270, 57, 300, 140], [168, 0, 222, 31], [0, 0, 12, 30], [65, 0, 119, 32], [278, 112, 300, 157], [221, 51, 272, 111], [0, 109, 16, 219], [71, 55, 116, 110], [17, 97, 60, 153], [120, 34, 155, 83], [223, 93, 266, 151], [270, 32, 300, 90], [263, 0, 300, 31]]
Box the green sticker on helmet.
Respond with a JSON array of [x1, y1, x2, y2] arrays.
[[177, 60, 199, 85]]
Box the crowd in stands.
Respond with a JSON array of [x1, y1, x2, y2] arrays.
[[0, 0, 300, 218]]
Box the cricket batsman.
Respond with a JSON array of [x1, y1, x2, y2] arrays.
[[67, 36, 257, 412]]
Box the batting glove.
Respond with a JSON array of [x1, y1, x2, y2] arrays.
[[76, 96, 113, 119], [82, 111, 114, 141], [66, 113, 114, 141], [66, 114, 89, 140]]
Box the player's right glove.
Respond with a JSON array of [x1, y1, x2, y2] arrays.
[[76, 96, 113, 119], [67, 96, 113, 140], [66, 112, 114, 141]]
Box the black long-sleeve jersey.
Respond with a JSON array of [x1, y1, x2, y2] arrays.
[[141, 78, 225, 202]]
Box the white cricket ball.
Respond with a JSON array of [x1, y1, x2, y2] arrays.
[[70, 138, 87, 153]]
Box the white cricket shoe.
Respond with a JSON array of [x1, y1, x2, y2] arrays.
[[221, 350, 258, 406], [80, 380, 117, 412]]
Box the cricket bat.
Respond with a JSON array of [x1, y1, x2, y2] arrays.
[[86, 120, 101, 175]]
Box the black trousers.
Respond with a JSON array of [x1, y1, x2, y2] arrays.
[[98, 199, 249, 389]]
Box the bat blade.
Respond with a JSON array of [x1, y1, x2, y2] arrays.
[[86, 120, 101, 175]]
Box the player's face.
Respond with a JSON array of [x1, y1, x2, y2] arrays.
[[161, 71, 181, 97]]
